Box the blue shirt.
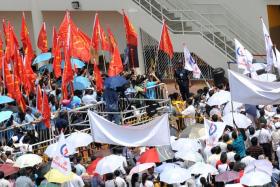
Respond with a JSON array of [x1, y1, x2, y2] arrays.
[[232, 134, 246, 158]]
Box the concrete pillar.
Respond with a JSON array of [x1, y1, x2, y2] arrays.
[[31, 0, 43, 55]]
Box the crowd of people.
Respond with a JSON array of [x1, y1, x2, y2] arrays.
[[0, 58, 278, 187]]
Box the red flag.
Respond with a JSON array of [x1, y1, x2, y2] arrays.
[[61, 25, 74, 99], [91, 13, 101, 51], [107, 28, 117, 53], [4, 22, 16, 62], [21, 12, 34, 66], [107, 30, 123, 77], [94, 62, 103, 92], [3, 58, 14, 97], [42, 91, 51, 128], [36, 85, 43, 113], [14, 75, 26, 113], [123, 11, 138, 46], [13, 50, 25, 84], [0, 31, 3, 70], [3, 58, 26, 112], [100, 26, 110, 51], [52, 27, 62, 78], [58, 12, 91, 62], [159, 21, 173, 59], [37, 22, 48, 53], [21, 12, 36, 93]]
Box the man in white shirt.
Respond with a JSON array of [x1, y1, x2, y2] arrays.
[[82, 88, 97, 105], [62, 167, 85, 187], [226, 144, 236, 162], [207, 146, 221, 166], [0, 171, 11, 187], [114, 170, 127, 187], [181, 98, 196, 127], [256, 123, 272, 160]]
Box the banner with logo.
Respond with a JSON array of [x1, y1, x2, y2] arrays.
[[51, 132, 72, 175], [204, 118, 226, 146]]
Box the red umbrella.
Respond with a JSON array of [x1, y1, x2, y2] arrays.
[[138, 148, 160, 164], [87, 157, 103, 175], [0, 164, 19, 177], [215, 170, 240, 183]]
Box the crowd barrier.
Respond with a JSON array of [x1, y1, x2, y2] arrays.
[[0, 83, 172, 157]]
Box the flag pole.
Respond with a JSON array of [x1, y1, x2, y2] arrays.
[[2, 56, 5, 95], [227, 62, 237, 128], [155, 20, 165, 75]]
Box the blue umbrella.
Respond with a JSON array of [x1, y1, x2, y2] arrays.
[[0, 111, 13, 123], [73, 76, 91, 90], [32, 52, 53, 65], [38, 64, 53, 73], [0, 96, 14, 105], [104, 76, 128, 89], [61, 58, 86, 69]]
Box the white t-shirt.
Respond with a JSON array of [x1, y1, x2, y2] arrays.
[[218, 163, 229, 173], [181, 105, 196, 126], [227, 151, 236, 162], [139, 180, 154, 187], [0, 178, 11, 187], [62, 174, 85, 187], [115, 176, 127, 187], [82, 94, 97, 105], [241, 156, 256, 166]]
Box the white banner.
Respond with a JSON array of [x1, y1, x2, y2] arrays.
[[88, 111, 170, 147], [204, 119, 226, 146], [229, 70, 280, 105], [51, 133, 72, 175]]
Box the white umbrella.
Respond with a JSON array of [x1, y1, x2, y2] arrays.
[[240, 170, 271, 186], [129, 163, 155, 175], [14, 154, 42, 168], [256, 73, 277, 82], [207, 90, 231, 106], [171, 138, 201, 152], [155, 163, 180, 173], [244, 159, 273, 176], [223, 102, 243, 114], [95, 155, 126, 175], [175, 151, 204, 162], [222, 112, 252, 128], [160, 166, 191, 184], [188, 162, 218, 175], [66, 132, 93, 148]]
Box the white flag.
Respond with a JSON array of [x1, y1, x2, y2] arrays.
[[234, 39, 252, 73], [51, 132, 72, 175], [193, 63, 201, 79], [261, 18, 274, 72], [88, 111, 170, 147], [183, 46, 201, 78], [228, 70, 280, 105], [184, 46, 194, 71], [204, 119, 226, 146], [273, 47, 280, 73]]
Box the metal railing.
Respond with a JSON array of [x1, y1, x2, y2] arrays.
[[174, 0, 264, 54], [133, 0, 235, 60]]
